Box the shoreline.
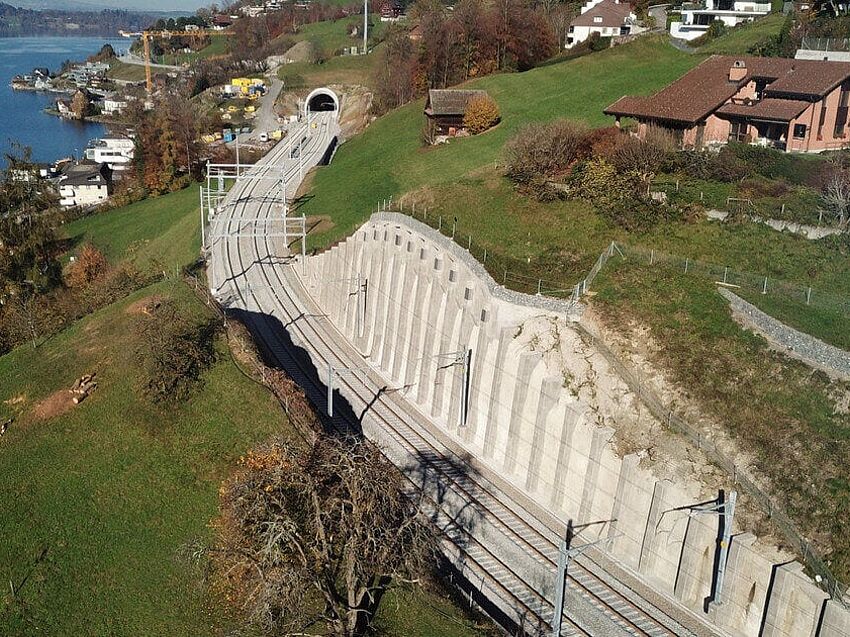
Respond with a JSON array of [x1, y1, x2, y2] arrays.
[[11, 83, 73, 95]]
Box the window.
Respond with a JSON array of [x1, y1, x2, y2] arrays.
[[793, 124, 807, 139], [835, 87, 850, 137], [593, 16, 603, 23], [818, 103, 827, 140]]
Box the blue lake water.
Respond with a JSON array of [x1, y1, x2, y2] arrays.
[[0, 37, 130, 164]]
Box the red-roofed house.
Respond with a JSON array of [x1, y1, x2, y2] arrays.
[[605, 56, 850, 152], [567, 0, 644, 48]]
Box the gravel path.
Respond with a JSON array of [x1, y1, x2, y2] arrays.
[[720, 287, 850, 381]]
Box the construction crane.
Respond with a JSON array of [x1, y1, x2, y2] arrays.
[[120, 29, 233, 93]]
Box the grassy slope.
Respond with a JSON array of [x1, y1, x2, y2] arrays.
[[62, 185, 201, 270], [300, 36, 698, 244], [287, 17, 387, 55], [297, 35, 850, 577], [106, 60, 148, 82], [698, 13, 786, 54], [5, 187, 492, 636], [0, 281, 284, 636], [279, 51, 379, 88]]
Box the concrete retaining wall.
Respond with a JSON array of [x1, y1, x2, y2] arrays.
[[303, 213, 850, 636]]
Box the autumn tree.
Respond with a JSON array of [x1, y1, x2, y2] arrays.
[[463, 94, 500, 134], [64, 244, 109, 289], [209, 435, 436, 637], [70, 90, 92, 120]]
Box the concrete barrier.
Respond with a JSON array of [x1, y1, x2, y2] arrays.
[[302, 212, 846, 636]]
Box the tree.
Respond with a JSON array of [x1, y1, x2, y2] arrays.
[[821, 168, 850, 229], [134, 299, 218, 404], [210, 435, 436, 637], [607, 126, 676, 193], [64, 244, 109, 289], [70, 90, 91, 120], [463, 94, 500, 134]]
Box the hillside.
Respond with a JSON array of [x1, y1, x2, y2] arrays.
[[0, 188, 498, 636], [297, 35, 850, 581]]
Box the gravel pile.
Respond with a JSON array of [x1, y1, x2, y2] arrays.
[[720, 287, 850, 380]]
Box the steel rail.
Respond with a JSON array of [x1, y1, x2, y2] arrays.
[[211, 116, 700, 637]]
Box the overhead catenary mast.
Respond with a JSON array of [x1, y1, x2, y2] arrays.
[[363, 0, 368, 54]]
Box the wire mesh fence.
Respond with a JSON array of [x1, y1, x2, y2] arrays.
[[378, 199, 849, 604], [614, 243, 850, 319]]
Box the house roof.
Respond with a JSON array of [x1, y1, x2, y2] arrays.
[[425, 89, 489, 116], [604, 55, 850, 125], [716, 98, 810, 122], [60, 162, 110, 187], [571, 0, 633, 28]]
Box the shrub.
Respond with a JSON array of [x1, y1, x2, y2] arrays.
[[64, 244, 109, 289], [463, 95, 500, 135], [607, 126, 676, 192], [135, 299, 219, 404], [504, 119, 590, 196]]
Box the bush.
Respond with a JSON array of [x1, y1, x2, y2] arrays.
[[463, 95, 500, 135], [504, 119, 590, 197], [606, 126, 676, 192], [135, 298, 219, 404], [64, 244, 109, 289]]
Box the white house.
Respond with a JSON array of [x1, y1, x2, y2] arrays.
[[58, 162, 112, 208], [102, 98, 129, 116], [84, 138, 135, 173], [567, 0, 643, 48], [670, 0, 771, 41]]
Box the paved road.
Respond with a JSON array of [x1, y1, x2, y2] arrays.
[[117, 52, 181, 70], [207, 114, 724, 637]]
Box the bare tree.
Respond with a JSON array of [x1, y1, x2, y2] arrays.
[[821, 168, 850, 229], [209, 435, 436, 637]]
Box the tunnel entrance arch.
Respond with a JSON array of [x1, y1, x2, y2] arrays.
[[303, 87, 340, 118]]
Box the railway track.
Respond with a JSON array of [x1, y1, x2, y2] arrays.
[[207, 114, 714, 637]]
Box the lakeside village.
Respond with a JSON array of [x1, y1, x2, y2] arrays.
[[8, 37, 274, 211]]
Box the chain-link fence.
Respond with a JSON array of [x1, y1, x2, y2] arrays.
[[377, 199, 849, 604]]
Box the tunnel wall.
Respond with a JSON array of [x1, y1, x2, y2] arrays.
[[302, 212, 850, 637]]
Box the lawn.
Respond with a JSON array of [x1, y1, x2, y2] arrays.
[[106, 60, 148, 83], [296, 34, 850, 580], [278, 17, 388, 57], [158, 37, 231, 65], [298, 36, 699, 245], [279, 50, 380, 89], [0, 281, 286, 636], [62, 185, 201, 270], [697, 13, 786, 54]]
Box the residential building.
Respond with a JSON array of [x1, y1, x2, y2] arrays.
[[84, 138, 135, 172], [604, 55, 850, 152], [795, 37, 850, 62], [424, 89, 490, 139], [669, 0, 771, 41], [567, 0, 644, 48], [58, 162, 112, 208], [380, 1, 404, 21], [102, 97, 129, 116]]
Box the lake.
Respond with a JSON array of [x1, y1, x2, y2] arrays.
[[0, 36, 130, 165]]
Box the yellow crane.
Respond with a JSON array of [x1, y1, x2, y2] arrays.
[[121, 29, 233, 92]]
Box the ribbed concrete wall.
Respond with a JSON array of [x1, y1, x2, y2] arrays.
[[303, 213, 850, 637]]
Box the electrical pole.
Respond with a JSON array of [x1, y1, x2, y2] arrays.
[[691, 490, 738, 608], [551, 521, 621, 636], [363, 0, 368, 54]]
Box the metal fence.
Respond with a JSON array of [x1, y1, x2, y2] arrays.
[[613, 242, 849, 318], [378, 199, 849, 604]]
